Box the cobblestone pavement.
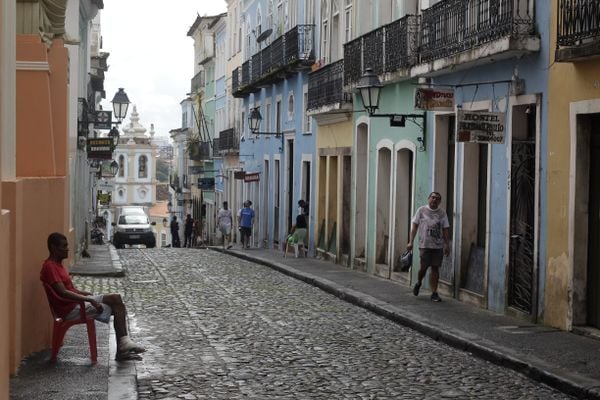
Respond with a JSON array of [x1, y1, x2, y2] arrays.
[[75, 248, 573, 399]]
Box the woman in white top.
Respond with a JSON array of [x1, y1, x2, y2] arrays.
[[217, 201, 233, 249]]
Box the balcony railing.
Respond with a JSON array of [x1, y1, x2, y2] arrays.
[[189, 141, 211, 161], [344, 15, 419, 87], [557, 0, 600, 60], [420, 0, 535, 63], [307, 60, 351, 111], [232, 67, 240, 94], [214, 128, 239, 154], [191, 71, 205, 93], [232, 25, 315, 97]]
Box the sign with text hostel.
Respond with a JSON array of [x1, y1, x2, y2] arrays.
[[414, 88, 454, 111], [457, 110, 506, 144]]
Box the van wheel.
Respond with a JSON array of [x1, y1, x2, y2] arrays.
[[146, 242, 156, 249]]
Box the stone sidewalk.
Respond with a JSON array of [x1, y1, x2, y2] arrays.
[[224, 246, 600, 399]]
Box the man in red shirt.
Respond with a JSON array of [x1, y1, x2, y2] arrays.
[[41, 232, 145, 360]]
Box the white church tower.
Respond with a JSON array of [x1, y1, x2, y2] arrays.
[[113, 106, 158, 206]]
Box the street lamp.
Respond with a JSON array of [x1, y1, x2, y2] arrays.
[[247, 107, 284, 152], [108, 126, 120, 146], [109, 160, 119, 177], [356, 68, 427, 151], [357, 68, 383, 116], [111, 88, 130, 123]]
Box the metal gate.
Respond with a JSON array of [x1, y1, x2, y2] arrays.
[[508, 138, 536, 313]]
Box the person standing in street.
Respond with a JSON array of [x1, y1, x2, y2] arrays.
[[238, 200, 255, 249], [217, 201, 233, 250], [183, 214, 194, 248], [170, 215, 181, 248], [407, 192, 450, 302]]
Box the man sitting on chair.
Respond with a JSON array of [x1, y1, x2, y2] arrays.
[[40, 232, 145, 360]]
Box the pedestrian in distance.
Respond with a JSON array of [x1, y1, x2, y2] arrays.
[[297, 199, 309, 216], [238, 200, 255, 249], [183, 214, 194, 248], [41, 232, 146, 360], [407, 192, 450, 302], [170, 215, 181, 248], [218, 201, 233, 250]]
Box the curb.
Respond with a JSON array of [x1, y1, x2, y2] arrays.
[[108, 323, 138, 400], [222, 249, 600, 400]]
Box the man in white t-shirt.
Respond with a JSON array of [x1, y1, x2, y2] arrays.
[[407, 191, 450, 302]]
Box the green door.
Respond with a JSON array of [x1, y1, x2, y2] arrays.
[[588, 127, 600, 328]]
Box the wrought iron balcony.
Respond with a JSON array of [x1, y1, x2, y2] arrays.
[[556, 0, 600, 61], [232, 24, 315, 97], [191, 71, 205, 94], [420, 0, 536, 63], [307, 60, 351, 111], [188, 141, 211, 161], [232, 67, 240, 95], [344, 15, 419, 88], [214, 128, 239, 154]]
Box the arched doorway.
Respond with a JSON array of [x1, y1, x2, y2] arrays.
[[375, 146, 391, 277]]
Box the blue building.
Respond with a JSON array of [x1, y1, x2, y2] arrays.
[[233, 0, 316, 250]]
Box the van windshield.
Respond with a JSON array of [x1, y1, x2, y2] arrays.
[[119, 215, 148, 225]]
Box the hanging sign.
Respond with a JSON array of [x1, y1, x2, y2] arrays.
[[198, 177, 215, 190], [93, 111, 112, 129], [234, 171, 246, 180], [457, 110, 506, 144], [188, 165, 204, 174], [97, 192, 112, 206], [414, 88, 454, 111], [87, 138, 114, 159], [244, 172, 260, 182], [96, 179, 115, 192]]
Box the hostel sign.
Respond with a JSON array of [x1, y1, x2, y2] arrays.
[[457, 110, 506, 144]]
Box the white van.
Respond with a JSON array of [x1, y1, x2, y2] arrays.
[[112, 206, 156, 249]]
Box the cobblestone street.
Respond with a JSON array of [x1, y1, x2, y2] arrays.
[[75, 248, 572, 399]]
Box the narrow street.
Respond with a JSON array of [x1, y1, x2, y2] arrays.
[[75, 248, 571, 399]]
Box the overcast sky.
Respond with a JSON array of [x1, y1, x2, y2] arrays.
[[100, 0, 227, 138]]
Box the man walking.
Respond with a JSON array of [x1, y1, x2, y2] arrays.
[[238, 200, 255, 249], [407, 192, 450, 302]]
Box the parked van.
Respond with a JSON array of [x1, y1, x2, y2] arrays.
[[112, 206, 156, 249]]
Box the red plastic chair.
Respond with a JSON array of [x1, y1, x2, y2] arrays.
[[42, 282, 97, 364]]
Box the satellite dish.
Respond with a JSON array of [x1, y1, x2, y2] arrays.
[[256, 28, 273, 43]]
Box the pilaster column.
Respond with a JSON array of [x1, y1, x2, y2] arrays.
[[1, 0, 16, 181]]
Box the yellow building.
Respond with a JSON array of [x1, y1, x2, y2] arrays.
[[546, 0, 600, 331]]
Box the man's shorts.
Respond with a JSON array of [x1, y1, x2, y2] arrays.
[[219, 225, 232, 236], [64, 294, 112, 323], [240, 226, 252, 237], [419, 248, 444, 267]]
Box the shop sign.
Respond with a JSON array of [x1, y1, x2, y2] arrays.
[[97, 192, 111, 206], [244, 172, 260, 182], [96, 179, 115, 192], [87, 138, 114, 159], [414, 88, 454, 111], [234, 171, 246, 180], [188, 165, 204, 174], [93, 111, 112, 129], [198, 177, 215, 190], [457, 110, 506, 144]]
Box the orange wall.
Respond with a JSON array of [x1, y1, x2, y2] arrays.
[[0, 210, 10, 400], [4, 34, 71, 373], [16, 36, 68, 177]]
